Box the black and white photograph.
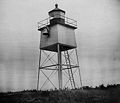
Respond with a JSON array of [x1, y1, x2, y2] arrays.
[[0, 0, 120, 103]]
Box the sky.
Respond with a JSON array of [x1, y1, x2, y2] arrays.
[[0, 0, 120, 92]]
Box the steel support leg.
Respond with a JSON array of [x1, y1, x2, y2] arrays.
[[37, 49, 41, 90], [75, 49, 83, 89], [57, 44, 62, 89]]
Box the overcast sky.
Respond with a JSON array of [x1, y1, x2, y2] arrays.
[[0, 0, 120, 92]]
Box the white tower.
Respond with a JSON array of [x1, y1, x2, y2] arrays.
[[37, 4, 82, 90]]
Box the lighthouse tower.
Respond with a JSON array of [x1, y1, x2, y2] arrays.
[[37, 4, 82, 90]]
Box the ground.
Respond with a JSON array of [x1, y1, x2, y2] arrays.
[[0, 85, 120, 103]]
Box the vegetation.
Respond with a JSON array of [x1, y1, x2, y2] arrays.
[[0, 84, 120, 103]]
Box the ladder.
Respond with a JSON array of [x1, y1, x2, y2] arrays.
[[64, 51, 76, 89]]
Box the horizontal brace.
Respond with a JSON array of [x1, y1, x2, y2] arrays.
[[40, 66, 79, 71], [40, 64, 58, 69], [40, 64, 77, 68], [61, 64, 78, 67], [62, 66, 79, 70], [40, 67, 58, 70]]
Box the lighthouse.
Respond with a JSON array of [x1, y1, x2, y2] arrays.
[[37, 4, 82, 90]]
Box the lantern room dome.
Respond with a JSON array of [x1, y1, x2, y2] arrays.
[[48, 4, 65, 15]]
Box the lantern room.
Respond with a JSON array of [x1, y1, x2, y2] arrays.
[[49, 4, 65, 24]]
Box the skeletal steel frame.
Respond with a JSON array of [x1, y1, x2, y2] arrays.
[[37, 45, 83, 90]]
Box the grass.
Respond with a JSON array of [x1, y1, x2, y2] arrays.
[[0, 85, 120, 103]]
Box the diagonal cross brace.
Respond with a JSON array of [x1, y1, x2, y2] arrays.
[[41, 70, 57, 88]]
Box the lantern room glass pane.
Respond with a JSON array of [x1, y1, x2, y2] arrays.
[[49, 11, 65, 19]]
